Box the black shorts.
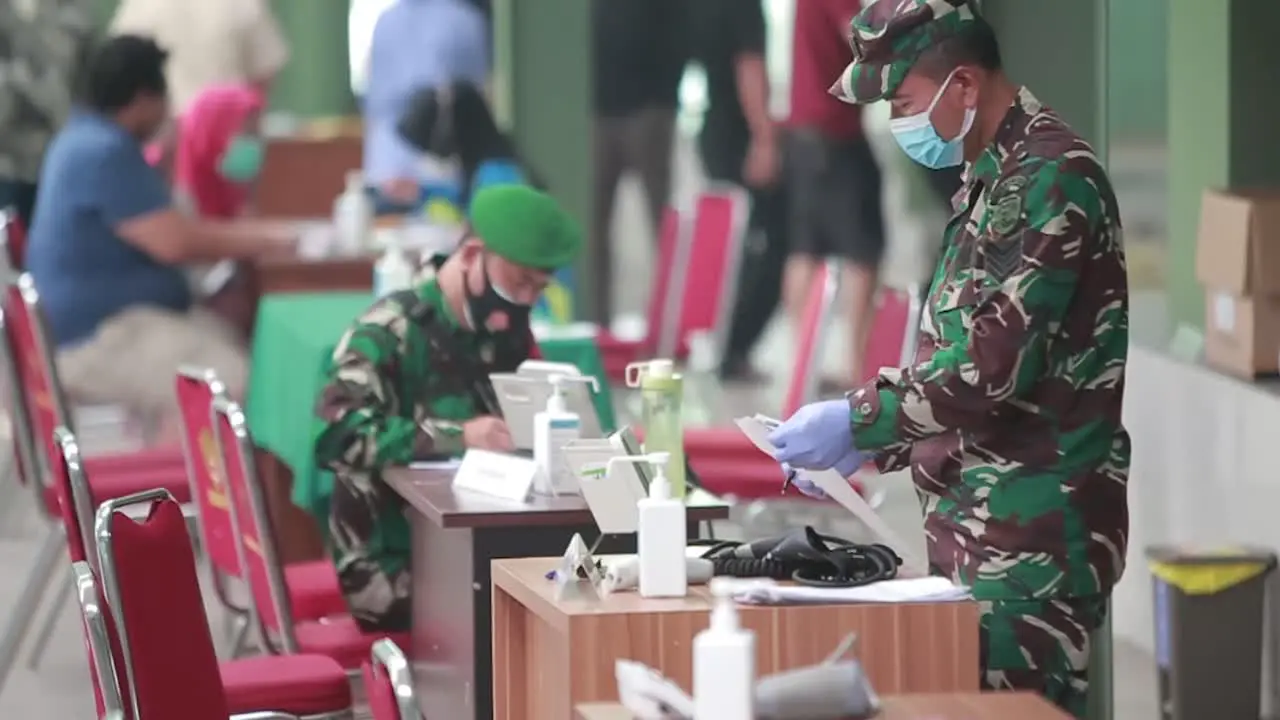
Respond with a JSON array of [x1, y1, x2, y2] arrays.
[[785, 130, 885, 267]]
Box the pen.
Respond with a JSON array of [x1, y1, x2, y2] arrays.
[[780, 466, 797, 495]]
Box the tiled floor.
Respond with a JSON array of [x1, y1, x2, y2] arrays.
[[0, 134, 1166, 716]]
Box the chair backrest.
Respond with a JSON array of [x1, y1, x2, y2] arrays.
[[364, 639, 419, 720], [211, 395, 299, 653], [0, 306, 39, 495], [782, 260, 841, 417], [51, 427, 99, 566], [73, 561, 126, 720], [859, 285, 918, 386], [5, 274, 74, 489], [1, 207, 28, 271], [674, 187, 750, 357], [94, 490, 229, 720], [174, 367, 241, 578], [644, 208, 688, 358]]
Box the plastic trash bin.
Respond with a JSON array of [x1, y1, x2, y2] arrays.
[[1147, 545, 1278, 720]]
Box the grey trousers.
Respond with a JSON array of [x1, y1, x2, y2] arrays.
[[590, 106, 676, 324]]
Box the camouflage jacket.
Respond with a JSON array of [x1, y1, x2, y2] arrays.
[[851, 88, 1130, 601], [0, 0, 95, 181], [314, 274, 531, 578]]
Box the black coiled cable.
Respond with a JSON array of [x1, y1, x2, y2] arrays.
[[691, 531, 902, 588]]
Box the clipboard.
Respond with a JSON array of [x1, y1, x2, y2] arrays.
[[734, 414, 926, 574], [490, 372, 603, 450]]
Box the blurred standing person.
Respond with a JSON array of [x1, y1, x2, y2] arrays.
[[0, 0, 96, 230], [590, 0, 684, 326], [783, 0, 886, 387], [686, 0, 783, 381], [363, 0, 489, 204], [111, 0, 288, 172]]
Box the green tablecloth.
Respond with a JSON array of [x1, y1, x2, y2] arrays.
[[246, 291, 615, 522]]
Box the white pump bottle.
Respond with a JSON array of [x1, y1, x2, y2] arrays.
[[608, 451, 687, 598], [533, 374, 590, 495], [693, 577, 756, 720]]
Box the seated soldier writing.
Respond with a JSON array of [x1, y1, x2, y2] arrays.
[[312, 184, 582, 632]]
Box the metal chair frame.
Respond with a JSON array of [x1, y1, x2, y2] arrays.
[[370, 639, 420, 720], [94, 490, 351, 720]]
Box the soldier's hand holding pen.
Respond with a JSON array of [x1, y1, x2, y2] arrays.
[[463, 416, 514, 452]]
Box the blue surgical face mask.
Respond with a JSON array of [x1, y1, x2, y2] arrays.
[[889, 70, 976, 169]]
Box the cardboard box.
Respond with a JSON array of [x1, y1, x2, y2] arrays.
[[1196, 190, 1280, 377]]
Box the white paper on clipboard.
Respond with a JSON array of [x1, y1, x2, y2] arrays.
[[734, 415, 925, 574]]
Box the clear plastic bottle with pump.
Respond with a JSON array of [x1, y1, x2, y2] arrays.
[[624, 359, 686, 498], [333, 170, 373, 254], [533, 374, 584, 495]]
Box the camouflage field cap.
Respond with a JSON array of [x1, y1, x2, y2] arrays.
[[831, 0, 978, 105], [468, 184, 583, 270]]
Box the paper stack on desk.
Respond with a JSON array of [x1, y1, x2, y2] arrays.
[[731, 576, 969, 606]]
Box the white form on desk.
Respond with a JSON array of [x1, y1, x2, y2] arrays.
[[734, 415, 926, 575]]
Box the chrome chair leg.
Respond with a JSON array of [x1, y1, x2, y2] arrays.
[[0, 528, 64, 697], [26, 563, 73, 670], [228, 613, 252, 658]]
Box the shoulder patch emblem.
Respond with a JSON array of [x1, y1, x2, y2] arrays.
[[988, 176, 1027, 237]]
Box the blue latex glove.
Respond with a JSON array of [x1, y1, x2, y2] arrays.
[[782, 447, 869, 500], [767, 399, 856, 471]]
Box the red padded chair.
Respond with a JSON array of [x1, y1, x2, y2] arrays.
[[672, 187, 750, 359], [362, 639, 420, 720], [0, 283, 193, 694], [1, 207, 27, 270], [597, 208, 691, 379], [93, 490, 355, 719], [858, 286, 919, 385], [682, 261, 856, 500], [211, 396, 411, 669], [177, 367, 348, 655]]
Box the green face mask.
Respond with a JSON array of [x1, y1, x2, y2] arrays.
[[218, 135, 264, 182]]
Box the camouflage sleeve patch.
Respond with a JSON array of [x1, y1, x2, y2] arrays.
[[313, 298, 464, 475], [851, 158, 1102, 451]]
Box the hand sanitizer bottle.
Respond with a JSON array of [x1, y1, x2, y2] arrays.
[[624, 360, 686, 498], [633, 452, 687, 597], [372, 235, 414, 299], [694, 578, 755, 720], [333, 170, 372, 254], [533, 374, 582, 495]]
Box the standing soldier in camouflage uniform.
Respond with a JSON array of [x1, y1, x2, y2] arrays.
[[768, 2, 1128, 717], [314, 185, 582, 632]]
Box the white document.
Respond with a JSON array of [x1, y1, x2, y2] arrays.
[[451, 450, 537, 502], [408, 459, 463, 471], [734, 415, 925, 575], [732, 576, 969, 606]]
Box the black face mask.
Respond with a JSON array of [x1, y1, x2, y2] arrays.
[[465, 255, 531, 334]]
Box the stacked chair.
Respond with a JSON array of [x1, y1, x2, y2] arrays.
[[54, 427, 356, 718], [0, 272, 192, 695]]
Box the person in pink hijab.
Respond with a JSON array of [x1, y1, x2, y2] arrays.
[[169, 84, 268, 339], [173, 84, 267, 219]]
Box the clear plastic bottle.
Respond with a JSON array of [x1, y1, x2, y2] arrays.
[[624, 359, 686, 498], [332, 170, 372, 254]]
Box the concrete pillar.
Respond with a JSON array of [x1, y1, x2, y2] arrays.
[[268, 0, 357, 118], [492, 0, 592, 317], [1167, 0, 1280, 329]]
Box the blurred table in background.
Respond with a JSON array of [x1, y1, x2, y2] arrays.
[[575, 693, 1071, 720]]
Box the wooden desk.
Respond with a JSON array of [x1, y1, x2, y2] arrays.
[[494, 556, 979, 720], [385, 468, 730, 720], [575, 693, 1071, 719]]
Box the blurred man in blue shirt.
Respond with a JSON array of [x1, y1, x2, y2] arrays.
[[27, 35, 294, 442], [363, 0, 489, 201]]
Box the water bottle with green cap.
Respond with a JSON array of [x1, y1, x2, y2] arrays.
[[625, 359, 686, 498]]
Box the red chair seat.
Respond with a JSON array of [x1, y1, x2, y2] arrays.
[[41, 466, 191, 515], [220, 654, 353, 716], [85, 444, 186, 473], [684, 427, 761, 460], [692, 456, 867, 500], [285, 561, 348, 620], [295, 615, 412, 669]]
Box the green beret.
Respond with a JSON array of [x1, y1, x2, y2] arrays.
[[831, 0, 979, 106], [468, 185, 582, 271]]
